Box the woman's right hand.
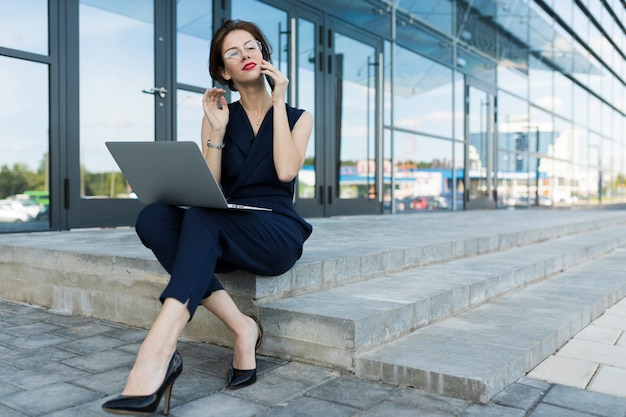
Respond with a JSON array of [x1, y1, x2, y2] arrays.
[[202, 87, 229, 134]]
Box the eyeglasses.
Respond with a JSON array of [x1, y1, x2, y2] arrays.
[[223, 40, 263, 61]]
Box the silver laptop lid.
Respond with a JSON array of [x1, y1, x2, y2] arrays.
[[106, 141, 231, 209]]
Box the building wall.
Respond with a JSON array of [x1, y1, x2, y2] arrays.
[[0, 0, 624, 232]]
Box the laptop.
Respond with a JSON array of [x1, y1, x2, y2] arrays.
[[106, 141, 271, 211]]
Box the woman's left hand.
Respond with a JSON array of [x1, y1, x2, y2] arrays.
[[260, 59, 288, 103]]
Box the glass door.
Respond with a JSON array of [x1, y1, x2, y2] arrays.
[[70, 0, 167, 227], [323, 21, 383, 216], [465, 84, 497, 209]]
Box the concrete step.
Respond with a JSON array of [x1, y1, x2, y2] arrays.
[[1, 210, 625, 352], [355, 248, 626, 403], [258, 225, 626, 370]]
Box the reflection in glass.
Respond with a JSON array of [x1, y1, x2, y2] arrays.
[[453, 141, 464, 210], [0, 0, 48, 55], [393, 132, 453, 212], [497, 65, 528, 99], [297, 18, 316, 200], [334, 33, 376, 200], [529, 56, 553, 111], [79, 1, 154, 198], [177, 0, 212, 87], [176, 90, 203, 148], [467, 86, 494, 203], [0, 57, 49, 231], [394, 45, 452, 138], [497, 151, 530, 208]]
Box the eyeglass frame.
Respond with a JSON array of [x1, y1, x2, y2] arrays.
[[223, 40, 263, 61]]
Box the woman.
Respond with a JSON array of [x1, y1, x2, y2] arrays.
[[102, 20, 313, 415]]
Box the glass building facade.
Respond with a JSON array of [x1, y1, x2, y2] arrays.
[[1, 0, 624, 232]]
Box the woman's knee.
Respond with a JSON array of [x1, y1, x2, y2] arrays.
[[135, 203, 181, 245]]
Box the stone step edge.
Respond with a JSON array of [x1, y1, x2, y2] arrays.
[[257, 227, 626, 369], [223, 215, 626, 303], [353, 249, 626, 404]]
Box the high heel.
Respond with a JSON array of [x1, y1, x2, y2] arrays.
[[102, 350, 183, 416], [227, 315, 263, 389]]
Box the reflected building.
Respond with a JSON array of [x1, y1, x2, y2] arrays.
[[1, 0, 624, 231]]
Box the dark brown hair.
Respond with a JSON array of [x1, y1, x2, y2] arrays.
[[208, 20, 273, 91]]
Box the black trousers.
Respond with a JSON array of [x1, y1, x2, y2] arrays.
[[135, 203, 307, 318]]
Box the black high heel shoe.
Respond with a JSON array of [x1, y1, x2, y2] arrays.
[[102, 350, 183, 416], [227, 315, 263, 389]]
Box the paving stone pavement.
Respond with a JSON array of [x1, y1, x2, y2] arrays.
[[1, 300, 626, 417]]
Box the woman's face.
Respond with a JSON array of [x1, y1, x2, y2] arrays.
[[220, 30, 264, 87]]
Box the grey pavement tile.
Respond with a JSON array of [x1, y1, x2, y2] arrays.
[[41, 312, 95, 328], [388, 387, 471, 413], [0, 404, 29, 417], [112, 341, 141, 355], [529, 403, 599, 417], [305, 376, 396, 410], [41, 408, 102, 417], [52, 322, 119, 339], [517, 377, 551, 391], [70, 367, 130, 396], [459, 403, 527, 417], [0, 380, 21, 397], [1, 347, 79, 369], [55, 335, 126, 355], [177, 341, 232, 361], [2, 322, 63, 337], [541, 384, 626, 417], [492, 381, 545, 410], [0, 345, 20, 363], [101, 327, 148, 343], [255, 395, 359, 417], [61, 349, 136, 373], [4, 362, 89, 390], [226, 372, 312, 406], [268, 361, 340, 386], [169, 392, 269, 417], [170, 370, 227, 402], [1, 333, 71, 350], [0, 382, 100, 416], [1, 313, 56, 327], [0, 329, 14, 341], [358, 400, 454, 417]]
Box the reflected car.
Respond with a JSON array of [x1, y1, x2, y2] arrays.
[[3, 199, 43, 218], [0, 202, 34, 222]]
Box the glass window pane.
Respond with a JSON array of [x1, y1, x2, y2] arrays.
[[79, 1, 154, 199], [529, 56, 553, 111], [176, 89, 203, 146], [394, 132, 453, 212], [0, 56, 49, 231], [553, 72, 572, 120], [497, 65, 528, 99], [297, 18, 316, 201], [498, 91, 529, 153], [394, 45, 452, 138], [0, 0, 48, 55], [572, 83, 588, 128], [334, 32, 377, 201], [453, 140, 464, 209], [177, 0, 212, 87]]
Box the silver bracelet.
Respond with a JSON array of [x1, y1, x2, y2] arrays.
[[206, 139, 225, 149]]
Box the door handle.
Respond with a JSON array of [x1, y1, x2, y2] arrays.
[[142, 87, 167, 98]]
